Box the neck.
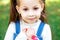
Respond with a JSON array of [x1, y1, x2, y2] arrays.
[[20, 19, 41, 25]]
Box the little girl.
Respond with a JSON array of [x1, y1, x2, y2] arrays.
[[4, 0, 52, 40]]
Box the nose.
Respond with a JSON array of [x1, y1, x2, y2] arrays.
[[28, 10, 35, 16]]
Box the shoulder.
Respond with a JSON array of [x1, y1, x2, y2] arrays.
[[42, 23, 51, 36], [44, 23, 51, 31], [9, 22, 15, 27], [39, 21, 51, 34], [8, 22, 16, 33], [44, 23, 50, 28], [4, 22, 16, 40], [41, 23, 52, 40], [38, 20, 51, 30], [42, 23, 51, 32], [8, 22, 15, 29]]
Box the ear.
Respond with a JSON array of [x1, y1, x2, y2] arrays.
[[16, 5, 21, 14]]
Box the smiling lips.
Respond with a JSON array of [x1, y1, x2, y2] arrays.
[[28, 17, 35, 20]]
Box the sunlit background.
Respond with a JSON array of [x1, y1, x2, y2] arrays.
[[0, 0, 60, 40]]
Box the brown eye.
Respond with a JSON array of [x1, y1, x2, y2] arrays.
[[33, 7, 38, 10], [23, 8, 28, 11]]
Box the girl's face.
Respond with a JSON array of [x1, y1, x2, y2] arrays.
[[16, 0, 44, 24]]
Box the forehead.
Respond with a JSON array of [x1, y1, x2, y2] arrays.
[[19, 0, 40, 6]]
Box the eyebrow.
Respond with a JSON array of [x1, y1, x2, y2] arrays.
[[22, 6, 28, 8], [22, 4, 40, 8]]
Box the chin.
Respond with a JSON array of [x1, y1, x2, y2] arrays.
[[28, 21, 37, 24]]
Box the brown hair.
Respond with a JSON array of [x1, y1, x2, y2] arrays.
[[9, 0, 47, 23]]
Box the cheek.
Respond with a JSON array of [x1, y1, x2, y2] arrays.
[[20, 10, 26, 16], [34, 10, 41, 16], [34, 10, 42, 18], [20, 12, 28, 19], [21, 13, 26, 17], [36, 13, 41, 18]]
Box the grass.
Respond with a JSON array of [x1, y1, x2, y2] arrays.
[[46, 0, 60, 40], [0, 4, 9, 40], [0, 0, 60, 40]]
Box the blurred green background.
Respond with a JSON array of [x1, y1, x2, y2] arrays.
[[0, 0, 60, 40]]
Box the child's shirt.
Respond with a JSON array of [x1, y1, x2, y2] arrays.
[[4, 20, 52, 40]]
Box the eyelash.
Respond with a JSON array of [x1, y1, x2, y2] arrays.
[[33, 7, 38, 10], [23, 8, 28, 11], [23, 7, 38, 11]]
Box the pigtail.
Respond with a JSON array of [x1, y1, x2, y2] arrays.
[[9, 0, 20, 23], [40, 0, 47, 23]]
